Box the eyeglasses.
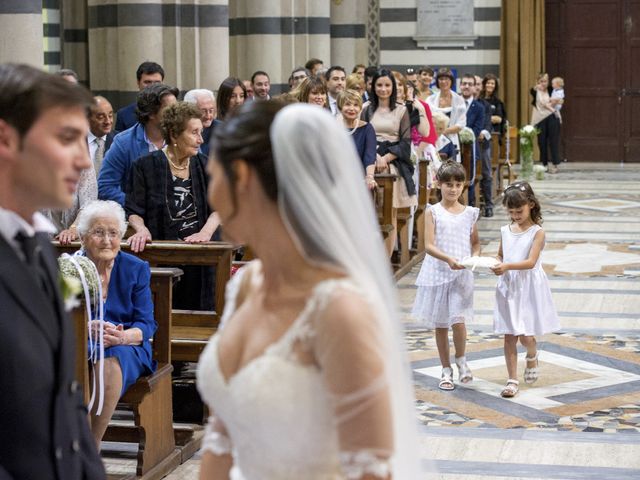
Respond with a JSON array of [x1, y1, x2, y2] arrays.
[[406, 68, 415, 74], [200, 108, 215, 116], [89, 228, 120, 240]]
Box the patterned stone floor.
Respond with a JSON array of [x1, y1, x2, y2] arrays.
[[409, 329, 640, 433], [402, 162, 640, 477], [104, 163, 640, 479]]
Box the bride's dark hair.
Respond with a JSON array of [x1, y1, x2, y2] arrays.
[[211, 100, 285, 205]]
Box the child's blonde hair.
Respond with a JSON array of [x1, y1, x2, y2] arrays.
[[431, 111, 450, 133], [551, 76, 564, 88]]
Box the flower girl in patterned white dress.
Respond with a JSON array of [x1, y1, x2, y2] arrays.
[[491, 182, 560, 398], [412, 161, 480, 391]]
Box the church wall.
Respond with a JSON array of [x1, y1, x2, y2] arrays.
[[379, 0, 501, 82]]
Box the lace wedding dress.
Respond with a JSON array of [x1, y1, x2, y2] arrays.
[[197, 103, 425, 479], [197, 267, 392, 480]]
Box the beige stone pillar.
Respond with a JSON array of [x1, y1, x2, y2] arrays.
[[229, 0, 331, 93], [87, 0, 229, 109], [330, 0, 368, 71], [60, 0, 89, 82], [0, 1, 43, 67]]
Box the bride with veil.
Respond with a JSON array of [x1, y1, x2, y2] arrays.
[[196, 101, 426, 479]]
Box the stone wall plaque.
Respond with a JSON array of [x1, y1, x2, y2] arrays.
[[414, 0, 477, 49]]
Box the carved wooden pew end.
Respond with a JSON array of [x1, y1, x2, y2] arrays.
[[73, 268, 186, 478]]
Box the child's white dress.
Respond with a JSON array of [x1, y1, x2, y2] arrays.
[[494, 224, 560, 336], [412, 203, 479, 328]]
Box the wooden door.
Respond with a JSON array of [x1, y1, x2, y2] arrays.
[[546, 0, 640, 163], [623, 0, 640, 161]]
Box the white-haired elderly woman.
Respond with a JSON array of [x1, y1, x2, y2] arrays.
[[76, 200, 157, 447], [184, 88, 220, 157]]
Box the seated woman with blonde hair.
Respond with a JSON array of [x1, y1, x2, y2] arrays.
[[337, 89, 377, 189], [76, 200, 156, 447], [346, 73, 365, 97]]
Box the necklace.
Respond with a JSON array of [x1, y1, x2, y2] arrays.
[[345, 121, 358, 135], [167, 155, 189, 171]]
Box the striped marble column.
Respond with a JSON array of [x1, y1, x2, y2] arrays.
[[0, 0, 43, 67], [229, 0, 331, 94], [43, 0, 61, 72], [60, 0, 89, 83], [87, 0, 229, 109], [330, 0, 368, 71]]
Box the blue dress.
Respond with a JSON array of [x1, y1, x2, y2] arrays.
[[349, 123, 376, 171], [101, 252, 157, 394]]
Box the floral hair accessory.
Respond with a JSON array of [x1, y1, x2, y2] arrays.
[[503, 182, 527, 195]]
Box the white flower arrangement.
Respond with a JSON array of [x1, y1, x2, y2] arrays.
[[533, 164, 546, 180], [58, 254, 101, 310], [458, 127, 476, 144], [518, 125, 540, 181]]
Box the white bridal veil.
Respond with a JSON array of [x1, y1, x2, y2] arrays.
[[270, 104, 425, 478]]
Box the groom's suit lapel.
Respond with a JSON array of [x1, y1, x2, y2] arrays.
[[0, 235, 60, 350]]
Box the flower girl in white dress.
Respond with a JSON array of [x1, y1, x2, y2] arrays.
[[196, 102, 424, 479], [412, 161, 480, 391], [491, 182, 560, 398]]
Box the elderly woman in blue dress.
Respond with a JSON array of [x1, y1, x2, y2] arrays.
[[76, 200, 157, 447]]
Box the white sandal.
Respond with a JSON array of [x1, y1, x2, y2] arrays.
[[500, 379, 519, 398], [524, 352, 539, 384], [455, 356, 473, 384], [438, 367, 455, 391]]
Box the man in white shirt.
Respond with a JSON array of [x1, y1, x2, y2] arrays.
[[325, 66, 346, 115], [87, 95, 114, 176], [251, 71, 271, 101]]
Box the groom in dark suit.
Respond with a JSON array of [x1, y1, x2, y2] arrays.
[[0, 64, 105, 479]]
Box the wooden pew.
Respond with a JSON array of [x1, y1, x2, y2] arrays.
[[396, 206, 411, 267], [460, 142, 483, 207], [56, 241, 237, 363], [490, 132, 501, 198], [414, 158, 430, 253], [73, 268, 184, 479], [373, 173, 397, 240]]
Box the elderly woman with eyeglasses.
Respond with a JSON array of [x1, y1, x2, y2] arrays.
[[126, 101, 220, 310], [76, 200, 157, 447]]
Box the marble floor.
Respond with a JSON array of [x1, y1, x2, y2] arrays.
[[104, 162, 640, 479]]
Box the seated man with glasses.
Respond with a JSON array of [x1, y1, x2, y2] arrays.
[[75, 200, 157, 447]]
